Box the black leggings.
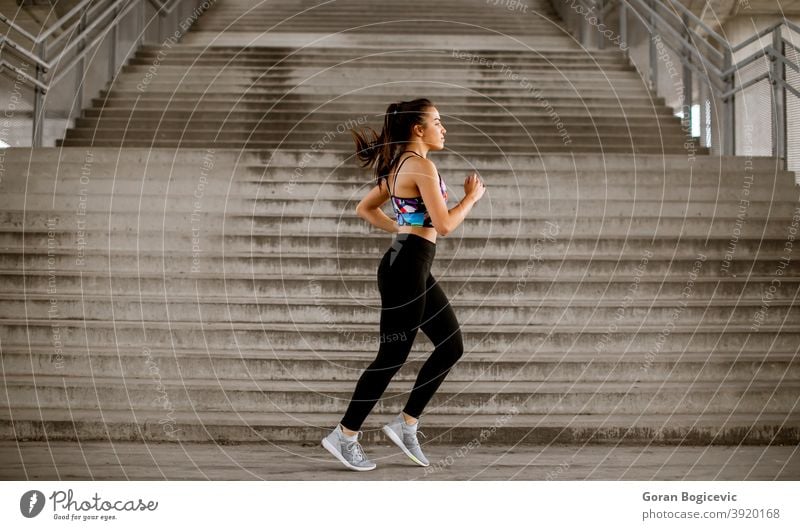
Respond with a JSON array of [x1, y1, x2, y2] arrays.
[[340, 233, 464, 432]]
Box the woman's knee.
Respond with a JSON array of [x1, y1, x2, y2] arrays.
[[443, 329, 464, 362], [368, 338, 414, 373]]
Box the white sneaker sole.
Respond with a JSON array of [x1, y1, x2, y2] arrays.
[[321, 437, 376, 471], [381, 425, 430, 467]]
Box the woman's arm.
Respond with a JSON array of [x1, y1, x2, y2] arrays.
[[412, 159, 481, 236], [355, 179, 400, 234]]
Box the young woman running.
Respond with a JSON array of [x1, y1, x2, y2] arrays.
[[321, 98, 486, 471]]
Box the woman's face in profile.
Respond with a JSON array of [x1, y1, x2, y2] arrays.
[[417, 107, 446, 150]]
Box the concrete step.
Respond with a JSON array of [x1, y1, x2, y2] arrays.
[[178, 33, 583, 51], [4, 164, 795, 193], [107, 85, 657, 100], [6, 163, 791, 187], [0, 216, 791, 246], [3, 148, 773, 171], [24, 182, 795, 203], [71, 118, 686, 137], [56, 138, 709, 156], [102, 88, 658, 101], [191, 24, 565, 35], [3, 174, 792, 197], [2, 319, 797, 353], [115, 73, 653, 89], [5, 408, 795, 444], [5, 294, 798, 325], [120, 57, 636, 71], [4, 271, 799, 300], [116, 65, 643, 79], [3, 345, 796, 383], [2, 174, 796, 205], [136, 44, 608, 57], [2, 375, 797, 415], [99, 81, 655, 95], [125, 50, 628, 62], [1, 252, 786, 279], [190, 17, 562, 29], [131, 48, 607, 60], [76, 111, 682, 131], [124, 58, 633, 70], [62, 125, 687, 140], [67, 124, 685, 141], [133, 45, 611, 58], [50, 136, 698, 153], [84, 101, 673, 119], [1, 214, 793, 239], [0, 198, 800, 223]]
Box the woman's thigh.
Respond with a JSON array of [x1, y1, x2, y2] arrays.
[[418, 273, 463, 349], [377, 251, 431, 338]]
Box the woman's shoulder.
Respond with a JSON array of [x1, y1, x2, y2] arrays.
[[403, 156, 437, 178]]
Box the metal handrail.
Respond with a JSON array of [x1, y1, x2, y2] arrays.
[[51, 0, 143, 87], [0, 33, 49, 70], [49, 0, 128, 50], [729, 18, 800, 54], [660, 0, 730, 48], [1, 0, 132, 74], [147, 0, 185, 15], [1, 0, 105, 45], [50, 0, 133, 74], [0, 0, 209, 146], [0, 0, 199, 86], [624, 0, 724, 74], [629, 0, 724, 64], [0, 12, 40, 43], [553, 0, 799, 167], [621, 1, 799, 95]]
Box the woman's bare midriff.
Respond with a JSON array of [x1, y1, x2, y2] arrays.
[[397, 226, 437, 244]]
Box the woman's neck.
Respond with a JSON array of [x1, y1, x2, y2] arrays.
[[402, 141, 429, 158]]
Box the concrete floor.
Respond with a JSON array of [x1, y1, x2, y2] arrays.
[[1, 441, 797, 480]]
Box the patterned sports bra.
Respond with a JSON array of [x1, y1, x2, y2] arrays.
[[387, 151, 448, 228]]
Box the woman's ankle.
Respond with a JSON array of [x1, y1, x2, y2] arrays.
[[340, 423, 358, 437], [401, 411, 418, 425]]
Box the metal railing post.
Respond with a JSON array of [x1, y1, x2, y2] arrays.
[[109, 4, 118, 78], [648, 0, 658, 91], [598, 0, 605, 50], [76, 12, 87, 114], [619, 1, 627, 60], [140, 1, 146, 45], [682, 13, 692, 138], [32, 40, 45, 147], [771, 27, 786, 168], [157, 5, 164, 42], [723, 47, 735, 155], [699, 81, 708, 147], [178, 0, 185, 36]]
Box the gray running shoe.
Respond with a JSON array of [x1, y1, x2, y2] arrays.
[[382, 413, 430, 466], [321, 424, 377, 471]]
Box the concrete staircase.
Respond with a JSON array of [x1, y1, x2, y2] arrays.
[[2, 0, 799, 445], [57, 0, 703, 154], [193, 0, 563, 34]]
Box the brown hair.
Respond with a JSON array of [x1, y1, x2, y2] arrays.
[[350, 98, 434, 189]]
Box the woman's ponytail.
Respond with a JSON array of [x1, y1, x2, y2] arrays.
[[350, 98, 434, 189]]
